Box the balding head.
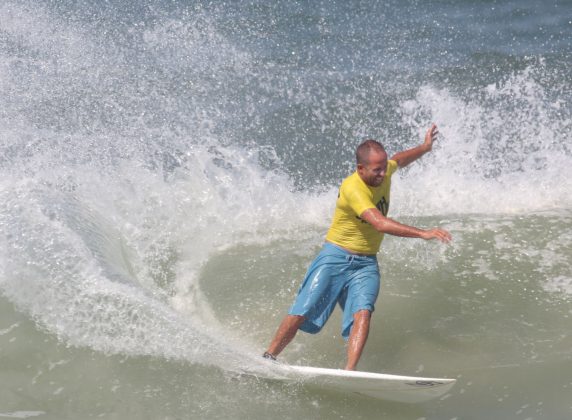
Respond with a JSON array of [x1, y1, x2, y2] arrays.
[[356, 139, 388, 187], [356, 139, 386, 165]]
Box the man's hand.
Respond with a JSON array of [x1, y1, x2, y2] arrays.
[[420, 228, 452, 243], [423, 123, 439, 152], [390, 123, 440, 168], [361, 208, 453, 244]]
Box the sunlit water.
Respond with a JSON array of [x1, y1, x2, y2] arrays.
[[1, 1, 571, 418]]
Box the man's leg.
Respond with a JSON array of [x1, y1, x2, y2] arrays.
[[265, 314, 305, 359], [344, 309, 371, 370]]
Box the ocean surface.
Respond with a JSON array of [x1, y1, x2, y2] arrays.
[[1, 0, 571, 418]]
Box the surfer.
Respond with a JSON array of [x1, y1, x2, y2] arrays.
[[263, 124, 452, 370]]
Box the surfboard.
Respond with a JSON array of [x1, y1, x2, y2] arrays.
[[263, 363, 456, 403]]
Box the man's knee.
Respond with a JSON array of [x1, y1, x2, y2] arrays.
[[353, 309, 371, 324], [286, 314, 306, 327]]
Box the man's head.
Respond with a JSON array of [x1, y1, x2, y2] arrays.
[[356, 139, 388, 187]]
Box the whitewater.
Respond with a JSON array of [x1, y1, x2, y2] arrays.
[[0, 0, 571, 419]]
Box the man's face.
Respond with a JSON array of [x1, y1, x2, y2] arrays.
[[357, 149, 388, 187]]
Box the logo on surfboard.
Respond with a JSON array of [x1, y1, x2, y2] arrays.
[[406, 380, 446, 387]]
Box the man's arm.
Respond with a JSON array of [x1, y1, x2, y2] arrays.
[[390, 124, 439, 169], [360, 207, 452, 243]]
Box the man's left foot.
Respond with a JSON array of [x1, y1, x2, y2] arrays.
[[262, 352, 276, 361]]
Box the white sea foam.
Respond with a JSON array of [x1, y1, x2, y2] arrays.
[[543, 276, 572, 296], [0, 140, 332, 371], [393, 68, 571, 216], [0, 412, 46, 419], [0, 0, 570, 375]]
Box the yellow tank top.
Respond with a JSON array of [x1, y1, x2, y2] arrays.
[[325, 160, 398, 254]]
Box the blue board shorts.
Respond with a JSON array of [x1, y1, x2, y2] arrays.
[[288, 242, 381, 340]]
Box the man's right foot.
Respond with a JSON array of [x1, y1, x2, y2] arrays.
[[262, 351, 276, 361]]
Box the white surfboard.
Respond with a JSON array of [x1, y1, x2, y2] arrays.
[[263, 363, 456, 403]]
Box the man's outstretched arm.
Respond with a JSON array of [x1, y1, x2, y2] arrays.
[[360, 207, 452, 243], [390, 124, 439, 169]]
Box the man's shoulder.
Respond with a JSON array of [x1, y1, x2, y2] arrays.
[[342, 171, 357, 181], [340, 171, 367, 191], [338, 172, 373, 207], [387, 159, 398, 175]]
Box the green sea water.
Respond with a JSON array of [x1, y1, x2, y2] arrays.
[[1, 0, 571, 418]]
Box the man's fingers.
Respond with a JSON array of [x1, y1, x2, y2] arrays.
[[432, 228, 452, 243], [422, 228, 452, 243], [426, 124, 439, 144], [431, 125, 439, 140], [439, 229, 452, 243]]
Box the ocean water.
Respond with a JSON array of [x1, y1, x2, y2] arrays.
[[0, 0, 571, 419]]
